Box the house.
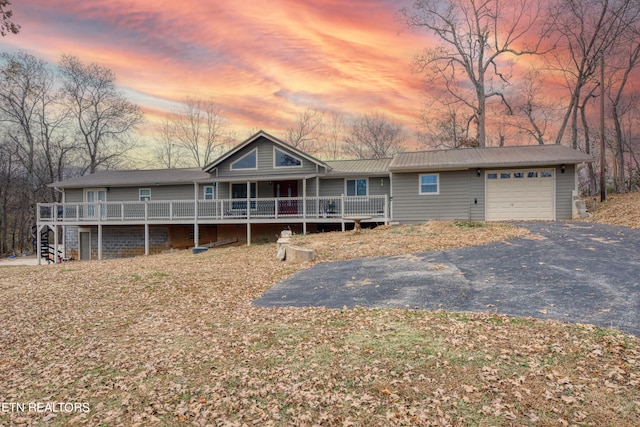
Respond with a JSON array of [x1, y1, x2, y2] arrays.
[[36, 131, 593, 262]]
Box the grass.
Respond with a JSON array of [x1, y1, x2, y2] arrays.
[[0, 206, 639, 425]]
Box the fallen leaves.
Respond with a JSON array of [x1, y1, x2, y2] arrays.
[[0, 221, 639, 426]]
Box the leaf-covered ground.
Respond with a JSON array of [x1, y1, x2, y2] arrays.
[[586, 192, 640, 229], [1, 221, 639, 426]]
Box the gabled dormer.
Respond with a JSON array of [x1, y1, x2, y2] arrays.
[[203, 130, 331, 177]]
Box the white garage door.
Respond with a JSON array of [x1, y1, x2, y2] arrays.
[[486, 169, 555, 221]]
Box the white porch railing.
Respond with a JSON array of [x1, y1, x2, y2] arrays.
[[37, 196, 389, 223]]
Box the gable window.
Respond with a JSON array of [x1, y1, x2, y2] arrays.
[[274, 148, 302, 168], [139, 188, 151, 201], [346, 178, 367, 196], [231, 149, 257, 170], [204, 186, 215, 200], [419, 174, 439, 195]]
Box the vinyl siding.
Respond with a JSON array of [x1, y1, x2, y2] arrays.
[[215, 137, 319, 178], [392, 170, 472, 223], [470, 170, 485, 221], [556, 164, 575, 219], [318, 177, 391, 197]]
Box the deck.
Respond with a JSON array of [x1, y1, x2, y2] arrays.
[[37, 195, 389, 225]]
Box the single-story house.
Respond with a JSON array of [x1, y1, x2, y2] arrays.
[[36, 130, 593, 262]]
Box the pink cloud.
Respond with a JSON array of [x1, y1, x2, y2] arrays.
[[0, 0, 430, 141]]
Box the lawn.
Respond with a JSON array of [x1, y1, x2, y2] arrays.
[[0, 204, 639, 425]]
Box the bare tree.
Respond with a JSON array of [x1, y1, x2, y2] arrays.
[[400, 0, 550, 147], [167, 97, 227, 168], [151, 118, 188, 169], [549, 0, 640, 149], [511, 67, 560, 145], [284, 108, 325, 153], [343, 112, 407, 159], [0, 53, 55, 232], [0, 0, 19, 37], [324, 111, 345, 160], [416, 93, 475, 149], [59, 54, 143, 174]]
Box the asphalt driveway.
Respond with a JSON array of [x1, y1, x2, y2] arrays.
[[254, 222, 640, 337]]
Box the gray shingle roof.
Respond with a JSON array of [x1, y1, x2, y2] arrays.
[[390, 145, 594, 172], [50, 168, 211, 188]]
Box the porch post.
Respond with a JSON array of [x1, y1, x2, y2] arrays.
[[193, 181, 199, 247], [302, 178, 307, 234], [36, 224, 42, 265], [53, 225, 59, 263], [246, 181, 251, 245], [144, 223, 149, 255], [97, 224, 103, 260]]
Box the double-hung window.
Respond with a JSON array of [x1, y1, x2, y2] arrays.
[[204, 186, 215, 200], [419, 174, 439, 195], [139, 188, 151, 201]]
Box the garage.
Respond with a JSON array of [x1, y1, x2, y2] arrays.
[[485, 169, 555, 221]]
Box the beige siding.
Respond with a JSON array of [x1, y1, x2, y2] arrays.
[[392, 170, 472, 223]]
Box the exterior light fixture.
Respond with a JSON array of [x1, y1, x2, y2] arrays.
[[561, 164, 566, 174], [477, 169, 481, 177]]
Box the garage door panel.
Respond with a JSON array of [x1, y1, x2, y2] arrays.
[[486, 169, 554, 221]]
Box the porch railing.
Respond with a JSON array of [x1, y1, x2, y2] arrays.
[[37, 195, 389, 223]]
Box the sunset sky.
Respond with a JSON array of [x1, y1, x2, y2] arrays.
[[0, 0, 433, 143]]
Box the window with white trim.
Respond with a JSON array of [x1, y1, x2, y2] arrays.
[[274, 147, 302, 167], [231, 149, 257, 170], [346, 178, 367, 196], [139, 188, 151, 201], [204, 186, 215, 200], [419, 174, 439, 195]]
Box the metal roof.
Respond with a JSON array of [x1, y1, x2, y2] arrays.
[[50, 168, 211, 188], [389, 145, 594, 172], [325, 158, 392, 176]]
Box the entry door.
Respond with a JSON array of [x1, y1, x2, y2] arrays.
[[79, 231, 91, 260], [85, 189, 107, 218], [275, 181, 298, 215]]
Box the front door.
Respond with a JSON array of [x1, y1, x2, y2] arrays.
[[274, 181, 298, 215]]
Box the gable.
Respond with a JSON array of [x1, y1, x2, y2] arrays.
[[205, 131, 329, 178]]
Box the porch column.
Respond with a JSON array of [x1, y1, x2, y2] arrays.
[[246, 181, 251, 245], [53, 225, 59, 263], [97, 224, 103, 260], [144, 223, 149, 255], [302, 178, 307, 234], [36, 224, 42, 265], [193, 181, 199, 247]]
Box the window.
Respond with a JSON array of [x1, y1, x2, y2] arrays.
[[231, 149, 257, 170], [513, 172, 524, 178], [527, 171, 538, 178], [500, 172, 511, 179], [274, 148, 302, 167], [541, 171, 553, 178], [204, 186, 215, 200], [419, 174, 439, 195], [231, 183, 257, 209], [346, 178, 367, 196], [487, 173, 498, 179], [139, 188, 151, 201]]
